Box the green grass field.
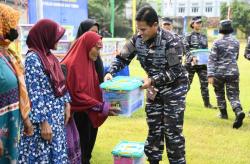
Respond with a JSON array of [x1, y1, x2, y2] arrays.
[[92, 42, 250, 164]]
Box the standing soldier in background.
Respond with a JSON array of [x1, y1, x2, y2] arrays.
[[244, 36, 250, 60], [208, 20, 245, 129], [184, 16, 215, 109], [161, 17, 174, 32], [244, 36, 250, 116], [105, 6, 189, 164], [161, 17, 188, 64]]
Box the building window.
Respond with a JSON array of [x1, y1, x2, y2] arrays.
[[192, 7, 199, 13], [205, 7, 213, 12], [191, 3, 199, 13], [179, 7, 185, 13]]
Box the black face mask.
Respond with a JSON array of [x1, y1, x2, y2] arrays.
[[5, 28, 19, 41]]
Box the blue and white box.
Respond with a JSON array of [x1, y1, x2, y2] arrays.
[[100, 76, 144, 117]]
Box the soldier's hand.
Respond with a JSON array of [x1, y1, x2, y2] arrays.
[[208, 77, 214, 85], [191, 56, 198, 65], [104, 73, 113, 81], [141, 77, 152, 89]]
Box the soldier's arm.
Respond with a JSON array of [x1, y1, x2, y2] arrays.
[[236, 41, 240, 60], [150, 37, 184, 87], [207, 42, 218, 77], [107, 36, 136, 76], [183, 34, 193, 63], [204, 35, 208, 49], [244, 37, 250, 60]]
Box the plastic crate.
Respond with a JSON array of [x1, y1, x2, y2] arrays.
[[191, 49, 210, 65], [112, 141, 145, 164], [100, 76, 144, 117]]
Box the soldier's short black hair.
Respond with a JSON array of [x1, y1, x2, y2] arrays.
[[219, 20, 234, 34], [190, 16, 202, 28], [162, 17, 173, 25], [136, 6, 159, 26]]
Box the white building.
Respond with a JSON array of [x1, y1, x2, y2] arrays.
[[162, 0, 233, 18]]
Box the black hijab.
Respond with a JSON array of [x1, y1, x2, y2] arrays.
[[76, 19, 104, 83]]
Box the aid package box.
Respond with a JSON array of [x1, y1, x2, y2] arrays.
[[191, 49, 210, 65], [112, 141, 145, 164], [100, 76, 144, 117]]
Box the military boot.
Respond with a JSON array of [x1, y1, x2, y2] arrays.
[[204, 99, 217, 109], [149, 160, 159, 164], [218, 108, 228, 119], [233, 107, 245, 129]]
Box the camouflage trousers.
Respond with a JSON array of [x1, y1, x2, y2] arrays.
[[144, 94, 186, 164], [213, 75, 242, 110], [186, 64, 210, 104]]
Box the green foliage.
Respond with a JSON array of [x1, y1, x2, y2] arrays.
[[220, 1, 250, 38], [88, 0, 132, 38]]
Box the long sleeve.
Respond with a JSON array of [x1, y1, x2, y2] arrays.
[[207, 42, 218, 77], [25, 54, 49, 123], [183, 34, 193, 63], [108, 37, 136, 75], [66, 67, 102, 111], [244, 37, 250, 60]]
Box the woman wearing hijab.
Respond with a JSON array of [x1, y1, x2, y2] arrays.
[[0, 4, 33, 163], [75, 19, 104, 83], [18, 19, 71, 163], [63, 19, 101, 164], [62, 31, 116, 164], [69, 19, 103, 164]]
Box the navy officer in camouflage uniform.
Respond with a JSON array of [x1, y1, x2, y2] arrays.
[[244, 36, 250, 60], [208, 20, 245, 129], [184, 16, 215, 109], [104, 6, 188, 164], [244, 36, 250, 116], [161, 17, 173, 32]]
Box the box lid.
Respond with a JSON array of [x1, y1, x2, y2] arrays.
[[112, 141, 145, 158], [190, 49, 210, 55], [100, 76, 143, 91]]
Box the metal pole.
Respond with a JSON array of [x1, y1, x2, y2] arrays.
[[110, 0, 115, 38], [227, 0, 231, 19], [37, 0, 43, 20], [132, 0, 136, 34]]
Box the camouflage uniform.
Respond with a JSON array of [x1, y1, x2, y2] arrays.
[[244, 36, 250, 116], [184, 31, 212, 107], [208, 35, 244, 123], [108, 28, 189, 164], [244, 36, 250, 60]]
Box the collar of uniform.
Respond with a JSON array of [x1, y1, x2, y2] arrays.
[[192, 31, 201, 35], [149, 28, 162, 47], [222, 34, 231, 38]]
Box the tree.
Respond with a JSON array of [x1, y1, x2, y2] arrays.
[[221, 0, 250, 38], [88, 0, 132, 38]]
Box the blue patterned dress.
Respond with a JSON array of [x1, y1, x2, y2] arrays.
[[18, 52, 70, 164]]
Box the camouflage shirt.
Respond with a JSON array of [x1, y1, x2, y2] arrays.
[[208, 35, 240, 76], [244, 36, 250, 60], [184, 31, 208, 64], [108, 28, 187, 95]]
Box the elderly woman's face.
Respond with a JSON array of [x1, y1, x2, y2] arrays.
[[89, 46, 101, 61]]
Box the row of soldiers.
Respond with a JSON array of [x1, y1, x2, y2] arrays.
[[161, 16, 248, 127]]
